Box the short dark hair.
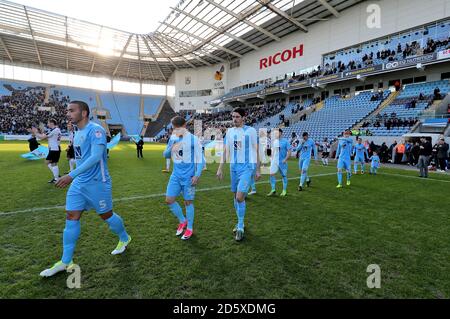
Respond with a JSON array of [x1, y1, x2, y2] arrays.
[[278, 128, 283, 134], [171, 116, 186, 128], [48, 118, 57, 125], [70, 100, 90, 117], [232, 107, 246, 117], [302, 132, 308, 137]]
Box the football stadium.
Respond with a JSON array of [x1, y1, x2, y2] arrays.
[[1, 0, 450, 304]]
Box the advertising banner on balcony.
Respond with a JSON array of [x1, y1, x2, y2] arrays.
[[310, 73, 341, 85], [384, 53, 436, 70], [343, 64, 383, 78], [437, 49, 450, 60], [287, 80, 309, 89]]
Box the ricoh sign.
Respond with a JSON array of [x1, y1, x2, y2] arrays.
[[259, 44, 304, 70]]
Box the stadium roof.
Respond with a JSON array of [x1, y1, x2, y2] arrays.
[[0, 0, 364, 83]]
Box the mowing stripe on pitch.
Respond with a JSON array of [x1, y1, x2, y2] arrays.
[[0, 173, 337, 216], [2, 172, 449, 217]]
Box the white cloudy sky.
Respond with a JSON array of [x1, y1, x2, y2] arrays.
[[9, 0, 180, 33]]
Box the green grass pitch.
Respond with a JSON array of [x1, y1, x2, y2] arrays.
[[1, 140, 450, 298]]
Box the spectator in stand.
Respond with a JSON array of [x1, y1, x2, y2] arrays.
[[394, 80, 401, 92], [433, 87, 442, 101]]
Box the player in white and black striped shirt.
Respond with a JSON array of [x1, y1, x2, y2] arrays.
[[32, 119, 62, 183]]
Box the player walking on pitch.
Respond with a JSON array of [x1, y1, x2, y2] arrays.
[[164, 116, 204, 241], [32, 119, 62, 184], [40, 101, 131, 277], [267, 128, 291, 197], [336, 130, 354, 188], [353, 137, 368, 174], [216, 108, 260, 242], [292, 132, 318, 192]]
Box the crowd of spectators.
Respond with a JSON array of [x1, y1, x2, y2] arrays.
[[360, 113, 419, 131], [0, 85, 70, 135]]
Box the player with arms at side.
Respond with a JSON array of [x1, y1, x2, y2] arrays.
[[293, 132, 318, 192], [32, 119, 62, 183], [335, 130, 354, 188], [353, 137, 368, 174], [369, 151, 380, 175], [40, 101, 131, 277], [216, 108, 260, 242], [164, 116, 204, 240], [321, 138, 331, 166], [267, 128, 291, 197]]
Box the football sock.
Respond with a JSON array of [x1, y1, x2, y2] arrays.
[[270, 175, 276, 191], [337, 172, 343, 185], [185, 204, 194, 231], [236, 200, 246, 231], [282, 176, 288, 191], [168, 202, 186, 224], [105, 213, 129, 242], [52, 165, 59, 179], [61, 220, 80, 264]]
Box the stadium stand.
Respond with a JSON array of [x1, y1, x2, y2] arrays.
[[0, 81, 165, 136], [221, 19, 450, 101], [362, 80, 450, 136], [281, 91, 391, 142]]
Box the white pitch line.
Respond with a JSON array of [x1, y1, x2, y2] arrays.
[[379, 172, 450, 183], [0, 173, 336, 217]]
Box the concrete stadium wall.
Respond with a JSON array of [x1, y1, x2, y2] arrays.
[[170, 64, 228, 111]]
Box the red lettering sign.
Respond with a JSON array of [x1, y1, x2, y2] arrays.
[[259, 44, 304, 70]]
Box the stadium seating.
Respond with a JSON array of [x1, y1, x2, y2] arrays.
[[0, 81, 12, 96], [111, 93, 143, 136], [323, 22, 450, 69], [143, 96, 163, 116], [365, 80, 450, 136], [253, 100, 313, 131], [282, 91, 390, 142]]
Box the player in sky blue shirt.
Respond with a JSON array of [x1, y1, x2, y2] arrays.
[[217, 108, 260, 242], [292, 132, 318, 191], [369, 151, 380, 175], [353, 137, 369, 174], [40, 101, 131, 278], [335, 130, 354, 188], [267, 128, 292, 197], [164, 116, 204, 241]]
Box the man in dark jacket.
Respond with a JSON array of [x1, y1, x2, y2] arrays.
[[410, 142, 420, 166], [436, 137, 449, 172], [417, 137, 432, 178], [136, 136, 144, 159], [379, 142, 389, 163]]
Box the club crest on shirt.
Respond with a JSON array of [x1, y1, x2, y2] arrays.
[[95, 131, 102, 138]]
